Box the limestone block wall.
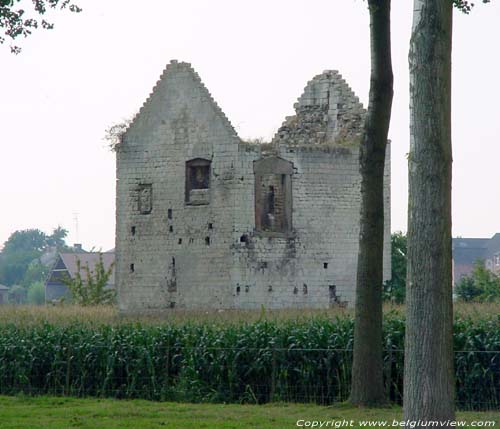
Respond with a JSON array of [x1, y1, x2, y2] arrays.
[[115, 61, 391, 312], [116, 61, 241, 312], [230, 145, 390, 309]]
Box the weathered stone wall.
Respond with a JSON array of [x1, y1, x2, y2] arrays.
[[230, 145, 390, 309], [116, 61, 391, 312], [116, 61, 241, 312]]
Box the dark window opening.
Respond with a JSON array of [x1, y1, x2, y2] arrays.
[[268, 285, 273, 292], [205, 237, 210, 246], [329, 285, 338, 305], [169, 301, 176, 309], [169, 225, 173, 233], [260, 261, 268, 269], [168, 209, 173, 220], [267, 186, 275, 215], [131, 226, 136, 236], [172, 257, 176, 267], [323, 262, 328, 269], [240, 234, 248, 243], [303, 284, 308, 295], [236, 286, 241, 295], [130, 263, 135, 273], [293, 286, 298, 295], [208, 223, 213, 230], [245, 285, 250, 293], [178, 238, 182, 245], [185, 158, 211, 205]]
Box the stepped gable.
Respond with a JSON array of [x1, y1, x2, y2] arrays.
[[272, 70, 366, 146], [124, 60, 238, 140]]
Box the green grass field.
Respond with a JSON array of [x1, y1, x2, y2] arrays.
[[1, 396, 499, 429]]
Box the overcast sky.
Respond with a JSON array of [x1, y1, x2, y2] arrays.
[[1, 0, 499, 251]]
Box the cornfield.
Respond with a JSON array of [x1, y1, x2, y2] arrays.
[[0, 310, 499, 410]]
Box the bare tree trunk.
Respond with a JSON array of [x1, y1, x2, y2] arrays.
[[350, 0, 393, 406], [404, 0, 455, 424]]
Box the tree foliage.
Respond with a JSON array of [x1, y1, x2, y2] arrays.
[[0, 0, 82, 53], [452, 0, 490, 14], [60, 253, 115, 306], [27, 280, 45, 305], [104, 118, 133, 152], [455, 260, 500, 302], [383, 232, 407, 304], [0, 227, 69, 287]]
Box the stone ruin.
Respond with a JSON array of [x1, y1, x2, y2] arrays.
[[115, 60, 390, 311]]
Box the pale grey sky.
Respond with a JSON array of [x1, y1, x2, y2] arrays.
[[1, 0, 499, 251]]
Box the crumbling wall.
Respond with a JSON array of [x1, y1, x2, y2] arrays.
[[115, 62, 390, 312], [273, 70, 366, 147]]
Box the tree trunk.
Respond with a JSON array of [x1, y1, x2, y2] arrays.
[[350, 0, 393, 407], [404, 0, 455, 424]]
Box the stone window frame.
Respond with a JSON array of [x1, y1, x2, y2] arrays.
[[253, 156, 294, 236], [185, 158, 211, 205]]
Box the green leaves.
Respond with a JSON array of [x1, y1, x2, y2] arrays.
[[0, 315, 498, 408], [60, 254, 116, 306], [453, 0, 491, 14], [456, 260, 500, 303], [383, 232, 407, 304], [0, 0, 82, 53]]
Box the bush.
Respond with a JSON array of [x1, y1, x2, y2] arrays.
[[27, 281, 45, 305], [456, 260, 500, 302]]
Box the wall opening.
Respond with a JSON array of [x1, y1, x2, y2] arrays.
[[131, 226, 136, 236], [178, 238, 182, 245], [329, 285, 339, 305], [208, 223, 213, 230], [185, 158, 211, 205], [168, 209, 173, 219], [303, 284, 308, 295], [240, 234, 248, 243], [236, 286, 241, 295], [130, 263, 135, 273], [323, 262, 328, 269], [254, 157, 293, 234], [205, 237, 210, 246], [169, 225, 174, 233]]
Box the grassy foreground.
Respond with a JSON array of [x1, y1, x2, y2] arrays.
[[0, 396, 499, 429]]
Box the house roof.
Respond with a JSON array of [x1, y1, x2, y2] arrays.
[[58, 252, 115, 285], [452, 238, 489, 265], [0, 284, 9, 291], [485, 233, 500, 258], [452, 234, 500, 265]]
